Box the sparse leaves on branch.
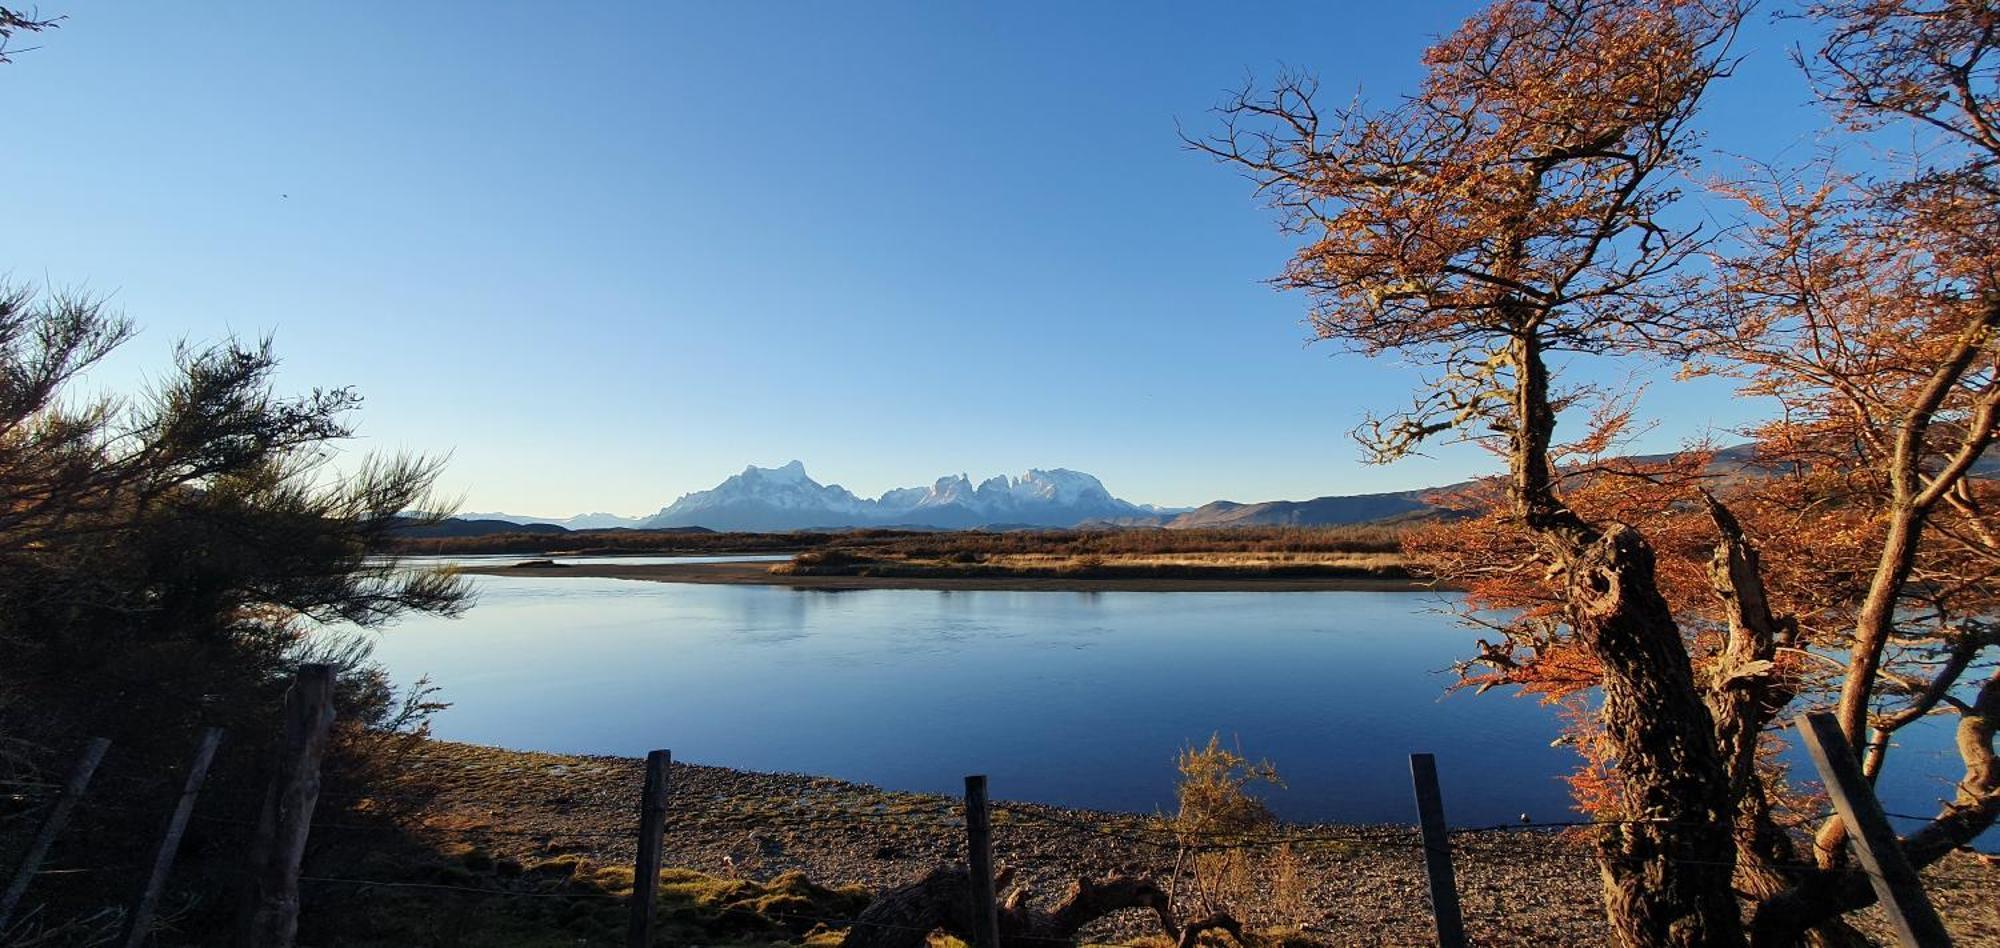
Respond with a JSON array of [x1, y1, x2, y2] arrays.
[[1206, 0, 1995, 943]]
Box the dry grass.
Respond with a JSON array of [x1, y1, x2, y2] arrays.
[[401, 523, 1413, 559], [772, 545, 1412, 581], [831, 525, 1406, 558], [973, 552, 1405, 570]]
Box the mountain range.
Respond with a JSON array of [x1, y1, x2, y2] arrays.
[[640, 461, 1172, 532], [443, 444, 2000, 535], [456, 460, 1437, 533]]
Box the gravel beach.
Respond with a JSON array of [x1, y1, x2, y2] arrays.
[[382, 741, 1999, 946]]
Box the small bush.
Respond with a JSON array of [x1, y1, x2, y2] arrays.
[[1168, 734, 1284, 915]]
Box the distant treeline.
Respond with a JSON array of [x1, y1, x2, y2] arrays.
[[824, 525, 1406, 557], [395, 524, 1408, 558], [392, 527, 853, 556]]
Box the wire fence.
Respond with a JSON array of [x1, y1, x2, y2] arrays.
[[14, 784, 1996, 944], [4, 730, 1996, 948]]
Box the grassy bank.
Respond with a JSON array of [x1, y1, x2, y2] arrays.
[[755, 525, 1413, 581], [770, 548, 1413, 581], [413, 525, 1418, 579]]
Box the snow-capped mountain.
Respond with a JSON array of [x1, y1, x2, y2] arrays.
[[640, 461, 1153, 531]]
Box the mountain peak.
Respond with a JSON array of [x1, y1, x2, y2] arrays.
[[644, 462, 1149, 531], [743, 460, 811, 481]]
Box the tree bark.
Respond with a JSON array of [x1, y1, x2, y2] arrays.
[[1703, 497, 1805, 904], [1568, 526, 1745, 948], [1816, 301, 2000, 875], [1508, 334, 1744, 947], [1833, 301, 2000, 755]]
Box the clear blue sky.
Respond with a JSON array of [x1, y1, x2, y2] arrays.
[[3, 3, 1828, 515]]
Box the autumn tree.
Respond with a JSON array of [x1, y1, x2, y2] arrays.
[[1197, 1, 1750, 943], [1422, 3, 2000, 939], [1204, 0, 1997, 944], [1694, 0, 1999, 938]]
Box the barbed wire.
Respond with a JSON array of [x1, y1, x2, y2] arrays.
[[20, 764, 1993, 947], [992, 804, 1427, 853], [58, 780, 1992, 870], [0, 779, 61, 790], [19, 822, 1990, 945]]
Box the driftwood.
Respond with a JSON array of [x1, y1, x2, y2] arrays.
[[839, 867, 1243, 948]]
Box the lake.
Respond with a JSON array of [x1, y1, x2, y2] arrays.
[[366, 559, 1978, 834]]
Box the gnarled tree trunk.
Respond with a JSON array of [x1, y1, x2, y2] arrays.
[[1703, 497, 1805, 899], [1563, 525, 1745, 947], [839, 868, 1240, 948], [1511, 336, 1744, 947]]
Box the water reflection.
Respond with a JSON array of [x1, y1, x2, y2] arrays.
[[366, 570, 1972, 834]]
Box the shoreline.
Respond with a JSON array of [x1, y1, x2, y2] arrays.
[[455, 559, 1442, 592], [386, 740, 1997, 946]]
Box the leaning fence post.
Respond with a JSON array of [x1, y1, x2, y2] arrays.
[[0, 736, 111, 932], [963, 774, 1002, 948], [123, 727, 223, 948], [1409, 753, 1467, 948], [240, 664, 336, 948], [1796, 712, 1952, 948], [627, 749, 671, 948]]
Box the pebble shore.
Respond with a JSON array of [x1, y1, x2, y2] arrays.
[[388, 741, 1999, 946]]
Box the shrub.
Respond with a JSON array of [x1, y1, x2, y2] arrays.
[[1167, 734, 1283, 915], [0, 283, 468, 938]]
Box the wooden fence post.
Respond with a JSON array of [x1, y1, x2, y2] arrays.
[[1796, 712, 1952, 948], [963, 775, 1002, 948], [627, 749, 671, 948], [0, 737, 111, 932], [123, 727, 223, 948], [240, 664, 336, 948], [1409, 753, 1468, 948]]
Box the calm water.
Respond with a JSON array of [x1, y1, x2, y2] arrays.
[[366, 563, 1978, 834]]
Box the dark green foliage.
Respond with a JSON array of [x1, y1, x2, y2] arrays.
[[0, 284, 466, 753], [0, 282, 469, 940], [0, 5, 57, 64]]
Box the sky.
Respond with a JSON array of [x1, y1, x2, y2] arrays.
[[2, 3, 1835, 515]]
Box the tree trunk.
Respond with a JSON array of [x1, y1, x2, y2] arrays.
[[1834, 508, 1922, 754], [1508, 335, 1744, 947], [1701, 497, 1810, 906], [1568, 525, 1745, 948]]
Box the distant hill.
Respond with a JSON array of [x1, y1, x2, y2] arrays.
[[1160, 443, 1901, 529], [1163, 490, 1437, 529], [456, 511, 647, 530], [394, 517, 569, 539]]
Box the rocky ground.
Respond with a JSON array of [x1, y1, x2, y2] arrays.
[[332, 741, 2000, 946]]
